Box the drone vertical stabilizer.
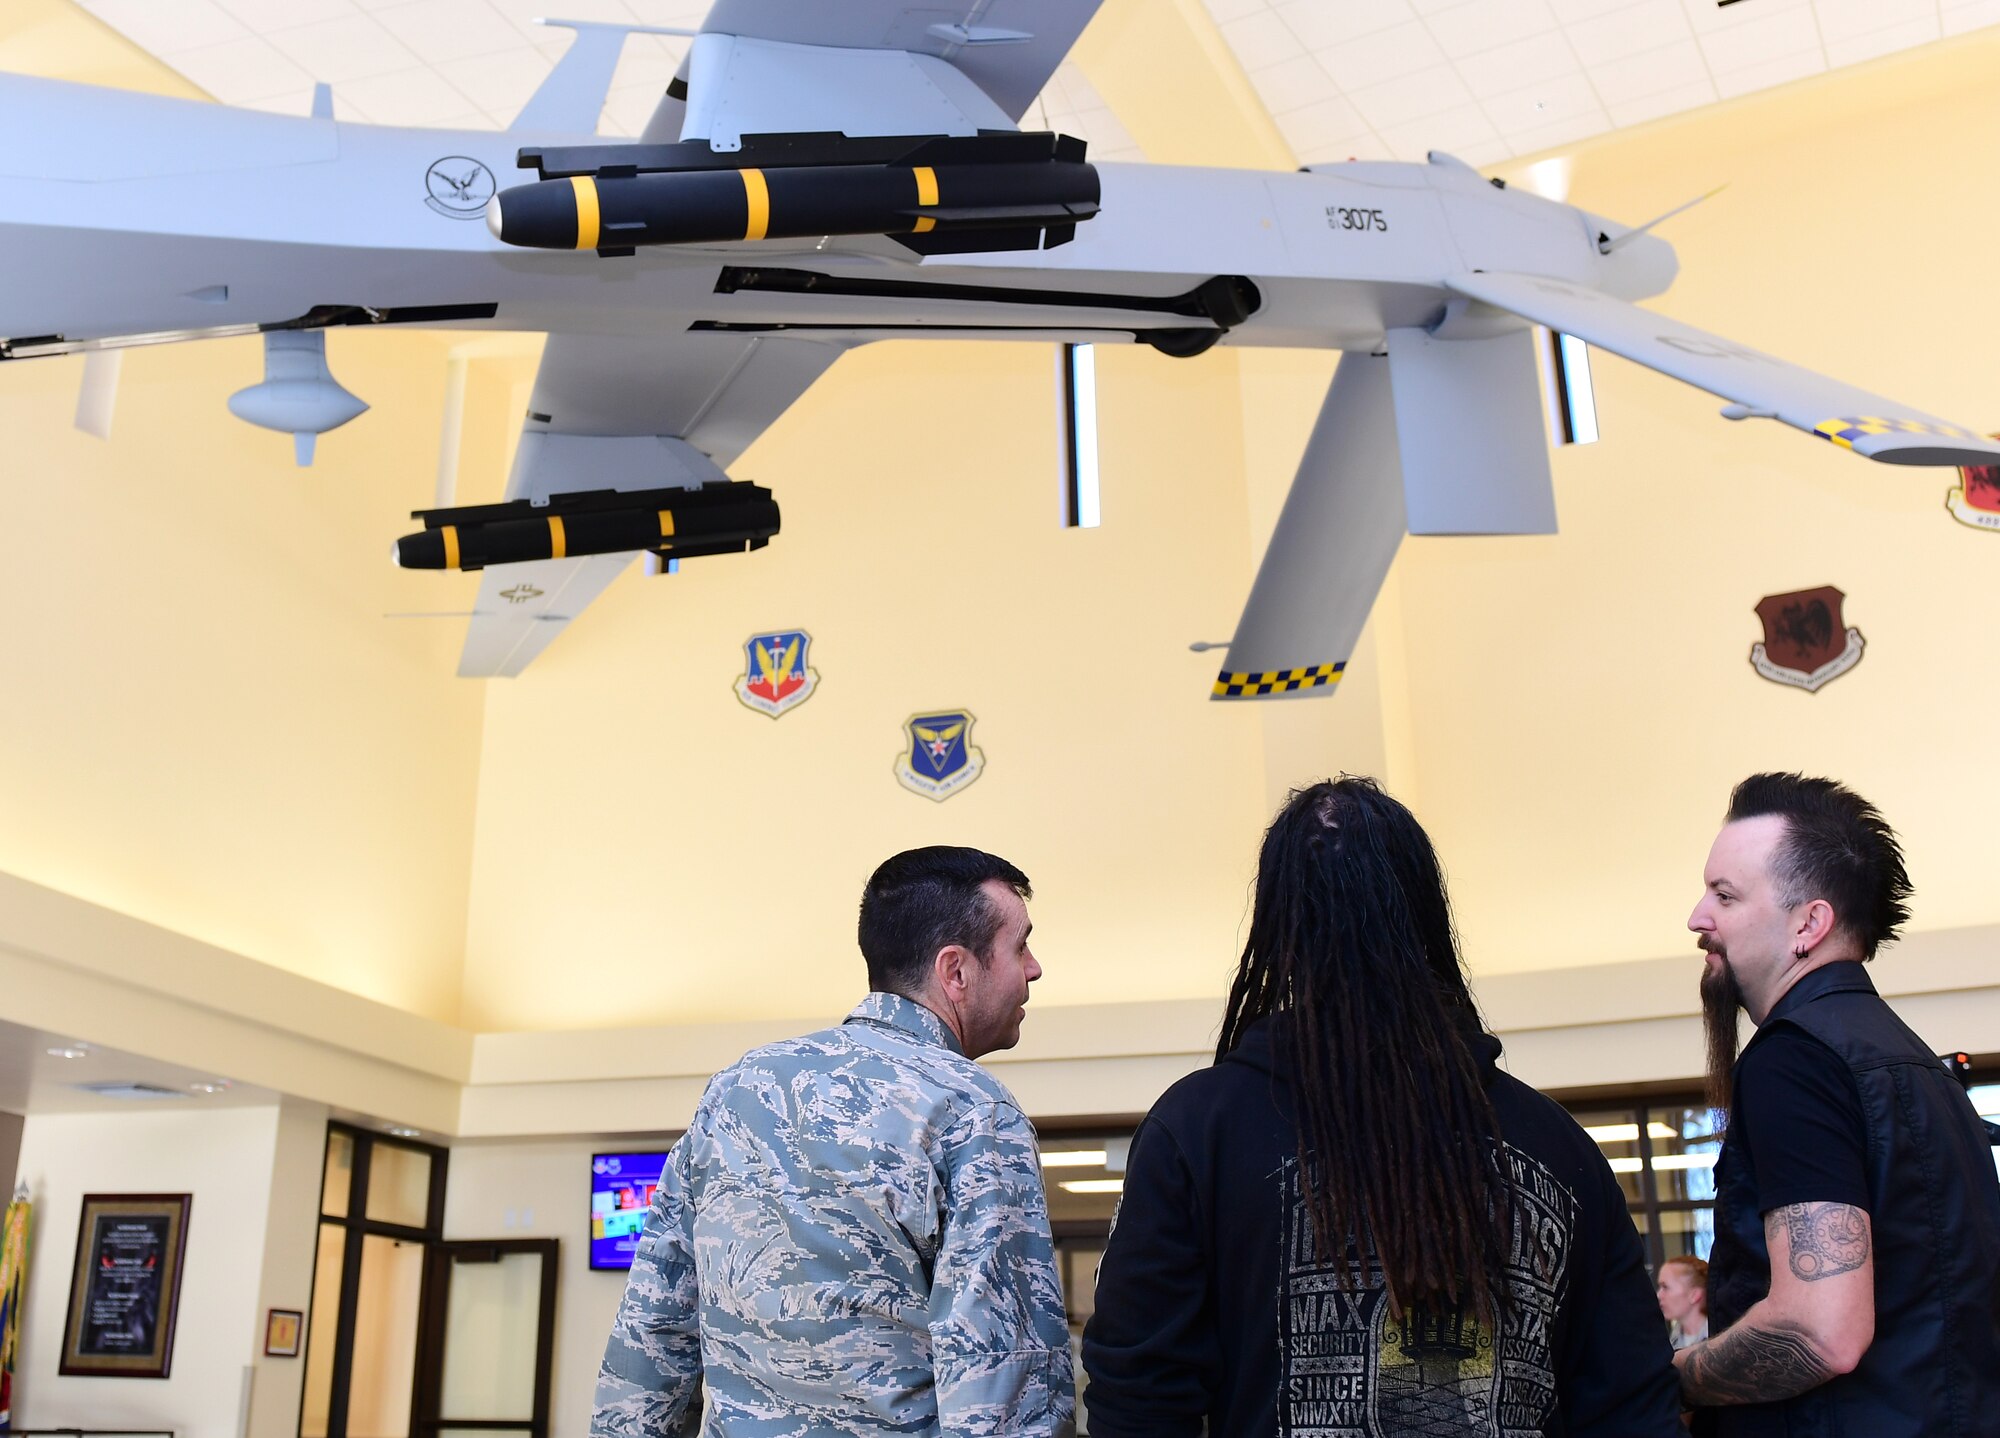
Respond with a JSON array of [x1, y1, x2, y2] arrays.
[[1214, 353, 1405, 701]]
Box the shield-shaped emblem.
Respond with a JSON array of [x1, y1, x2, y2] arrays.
[[894, 708, 986, 801], [733, 630, 819, 718], [1947, 440, 2000, 532], [1750, 586, 1865, 693]]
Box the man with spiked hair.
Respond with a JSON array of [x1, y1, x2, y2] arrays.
[[1680, 772, 2000, 1436]]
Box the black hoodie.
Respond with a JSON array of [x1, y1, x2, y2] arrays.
[[1082, 1017, 1684, 1437]]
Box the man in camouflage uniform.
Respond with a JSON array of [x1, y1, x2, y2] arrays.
[[592, 846, 1074, 1437]]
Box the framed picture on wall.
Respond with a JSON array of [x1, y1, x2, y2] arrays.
[[265, 1308, 302, 1357], [58, 1193, 192, 1378]]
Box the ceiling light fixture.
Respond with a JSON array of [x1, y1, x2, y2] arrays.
[[384, 1125, 421, 1139], [46, 1044, 89, 1059], [1059, 1178, 1126, 1194], [187, 1080, 231, 1094], [1039, 1150, 1108, 1168]]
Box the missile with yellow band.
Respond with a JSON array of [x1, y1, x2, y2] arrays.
[[487, 129, 1099, 256], [393, 482, 778, 572]]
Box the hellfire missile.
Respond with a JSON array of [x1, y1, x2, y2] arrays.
[[488, 130, 1099, 257], [394, 481, 778, 571]]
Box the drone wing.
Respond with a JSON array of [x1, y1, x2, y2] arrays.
[[1448, 271, 2000, 466], [457, 330, 849, 678]]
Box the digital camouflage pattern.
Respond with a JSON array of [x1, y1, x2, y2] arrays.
[[592, 991, 1075, 1437]]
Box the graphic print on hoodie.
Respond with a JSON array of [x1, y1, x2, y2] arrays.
[[1277, 1146, 1576, 1437]]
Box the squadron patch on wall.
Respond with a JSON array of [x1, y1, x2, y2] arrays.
[[734, 630, 819, 718], [1947, 446, 2000, 531], [894, 709, 985, 801], [1750, 586, 1864, 693]]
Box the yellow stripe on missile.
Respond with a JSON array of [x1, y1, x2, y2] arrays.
[[440, 525, 460, 570], [570, 176, 600, 250], [912, 166, 938, 234], [741, 169, 769, 241], [658, 510, 675, 539], [548, 515, 567, 559]]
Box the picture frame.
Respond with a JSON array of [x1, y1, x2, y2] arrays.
[[264, 1308, 303, 1358], [58, 1193, 192, 1378]]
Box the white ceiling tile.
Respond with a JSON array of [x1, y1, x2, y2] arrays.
[[1566, 0, 1691, 65], [1502, 106, 1613, 154], [608, 32, 688, 92], [1055, 61, 1110, 113], [1251, 54, 1338, 113], [624, 0, 709, 24], [1547, 0, 1652, 22], [1481, 72, 1603, 132], [1315, 21, 1447, 90], [1423, 0, 1559, 59], [1711, 47, 1827, 98], [1822, 16, 1942, 65], [1814, 0, 1933, 42], [1697, 7, 1824, 71], [1452, 136, 1518, 165], [370, 0, 523, 65], [83, 0, 250, 55], [1274, 93, 1371, 150], [1941, 0, 2000, 37], [1220, 10, 1306, 70], [1297, 133, 1396, 164], [434, 47, 552, 119], [1605, 76, 1717, 124], [1056, 106, 1146, 163], [264, 12, 423, 82], [165, 34, 315, 102], [1275, 0, 1416, 50], [600, 84, 659, 136], [215, 0, 359, 30], [1455, 32, 1581, 97], [1679, 0, 1813, 35], [483, 0, 637, 46], [1204, 0, 1272, 25], [1348, 61, 1475, 128], [1588, 38, 1709, 102], [326, 63, 478, 124], [1409, 0, 1477, 15], [1375, 99, 1500, 159]]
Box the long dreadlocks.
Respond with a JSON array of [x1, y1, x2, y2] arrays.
[[1216, 776, 1516, 1321]]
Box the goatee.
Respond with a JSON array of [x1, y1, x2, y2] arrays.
[[1701, 947, 1743, 1116]]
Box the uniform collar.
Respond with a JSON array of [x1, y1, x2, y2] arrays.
[[1767, 958, 1876, 1024], [847, 990, 965, 1056]]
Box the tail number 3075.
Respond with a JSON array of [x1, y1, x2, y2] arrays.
[[1327, 206, 1389, 233]]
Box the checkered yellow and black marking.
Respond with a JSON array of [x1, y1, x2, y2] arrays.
[[1212, 662, 1345, 698], [1812, 415, 1982, 449]]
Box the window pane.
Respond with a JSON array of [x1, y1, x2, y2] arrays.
[[366, 1141, 433, 1228], [1658, 1205, 1715, 1262], [300, 1223, 347, 1438], [1040, 1135, 1128, 1226], [438, 1252, 543, 1421], [1647, 1106, 1723, 1204], [348, 1235, 426, 1438], [1573, 1108, 1645, 1204], [322, 1130, 355, 1219]]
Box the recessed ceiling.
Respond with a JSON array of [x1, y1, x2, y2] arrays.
[[0, 1015, 279, 1115], [65, 0, 1997, 167]]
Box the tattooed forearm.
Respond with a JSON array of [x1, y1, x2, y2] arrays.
[[1680, 1319, 1834, 1404], [1775, 1202, 1869, 1281]]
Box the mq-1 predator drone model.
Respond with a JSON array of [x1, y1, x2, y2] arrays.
[[1, 0, 1992, 685]]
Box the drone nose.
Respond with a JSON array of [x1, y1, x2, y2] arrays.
[[485, 193, 505, 241]]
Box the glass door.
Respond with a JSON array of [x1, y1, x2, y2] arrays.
[[411, 1239, 558, 1438]]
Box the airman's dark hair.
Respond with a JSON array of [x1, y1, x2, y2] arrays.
[[1726, 772, 1911, 958], [858, 847, 1030, 996], [1217, 777, 1513, 1321]]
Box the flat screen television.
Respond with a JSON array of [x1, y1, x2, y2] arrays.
[[590, 1151, 668, 1270]]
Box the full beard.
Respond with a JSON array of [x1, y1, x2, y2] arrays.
[[1700, 942, 1743, 1116]]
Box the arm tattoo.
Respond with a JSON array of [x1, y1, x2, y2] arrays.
[[1681, 1318, 1834, 1405], [1775, 1201, 1869, 1281]]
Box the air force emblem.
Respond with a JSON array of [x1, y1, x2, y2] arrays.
[[894, 709, 985, 801], [733, 630, 819, 718], [1750, 585, 1864, 693], [1948, 444, 2000, 531]]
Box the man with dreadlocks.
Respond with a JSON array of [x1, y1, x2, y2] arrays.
[[1081, 778, 1681, 1437]]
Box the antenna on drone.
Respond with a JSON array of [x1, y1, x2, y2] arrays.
[[1598, 184, 1727, 254]]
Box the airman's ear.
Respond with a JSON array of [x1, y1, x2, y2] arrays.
[[932, 943, 976, 1003]]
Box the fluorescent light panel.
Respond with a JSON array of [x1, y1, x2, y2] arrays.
[[1059, 1178, 1125, 1194], [1040, 1150, 1108, 1168], [1059, 343, 1100, 528], [1584, 1122, 1678, 1143]]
